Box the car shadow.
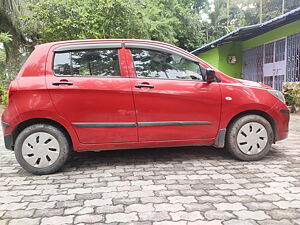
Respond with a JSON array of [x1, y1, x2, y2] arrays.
[[62, 145, 285, 173]]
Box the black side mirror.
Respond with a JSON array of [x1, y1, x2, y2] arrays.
[[205, 68, 216, 83]]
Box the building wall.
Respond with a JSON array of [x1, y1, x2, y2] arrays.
[[197, 48, 219, 69], [242, 20, 300, 50], [197, 20, 300, 78]]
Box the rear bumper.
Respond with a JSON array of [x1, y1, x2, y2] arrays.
[[1, 121, 13, 150]]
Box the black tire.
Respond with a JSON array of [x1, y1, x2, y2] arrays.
[[226, 115, 273, 161], [15, 124, 70, 175]]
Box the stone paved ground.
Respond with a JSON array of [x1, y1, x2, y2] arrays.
[[0, 106, 299, 225]]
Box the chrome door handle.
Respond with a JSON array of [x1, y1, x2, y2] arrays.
[[135, 84, 154, 88], [52, 81, 73, 86]]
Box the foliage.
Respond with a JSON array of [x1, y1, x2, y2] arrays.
[[0, 33, 13, 44], [1, 0, 300, 80], [282, 83, 300, 112], [21, 0, 206, 51], [0, 77, 9, 105]]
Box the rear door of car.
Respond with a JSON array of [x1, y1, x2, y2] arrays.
[[125, 42, 221, 142], [45, 42, 138, 144]]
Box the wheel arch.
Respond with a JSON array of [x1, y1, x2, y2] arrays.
[[12, 118, 73, 150], [226, 110, 277, 143]]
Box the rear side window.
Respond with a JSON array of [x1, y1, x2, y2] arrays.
[[53, 49, 120, 77], [131, 49, 203, 81]]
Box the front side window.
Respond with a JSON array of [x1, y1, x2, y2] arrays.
[[53, 49, 120, 77], [131, 49, 203, 81]]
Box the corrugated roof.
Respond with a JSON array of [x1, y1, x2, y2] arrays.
[[191, 7, 300, 55]]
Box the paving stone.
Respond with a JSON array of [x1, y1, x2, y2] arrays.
[[113, 197, 139, 205], [40, 216, 74, 225], [0, 196, 22, 204], [0, 203, 28, 211], [183, 203, 214, 212], [64, 207, 94, 215], [233, 188, 261, 196], [57, 200, 83, 208], [204, 210, 235, 220], [74, 214, 103, 223], [84, 198, 111, 207], [154, 203, 185, 212], [168, 196, 197, 203], [105, 212, 138, 223], [234, 210, 271, 220], [188, 221, 222, 225], [224, 220, 258, 225], [0, 111, 300, 225], [8, 218, 40, 225], [253, 194, 282, 202], [34, 208, 64, 217], [27, 201, 56, 210], [273, 200, 300, 209], [267, 209, 300, 220], [96, 205, 123, 214], [258, 219, 294, 225], [139, 211, 171, 221], [170, 211, 203, 221], [0, 220, 8, 225], [48, 194, 75, 201], [153, 222, 187, 225], [213, 203, 246, 211], [244, 202, 278, 210]]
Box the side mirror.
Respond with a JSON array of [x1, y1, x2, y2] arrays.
[[205, 68, 216, 83]]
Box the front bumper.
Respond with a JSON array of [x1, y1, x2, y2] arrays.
[[4, 134, 13, 150], [268, 101, 290, 142]]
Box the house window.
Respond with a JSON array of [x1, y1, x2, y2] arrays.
[[264, 42, 274, 64], [275, 39, 285, 62]]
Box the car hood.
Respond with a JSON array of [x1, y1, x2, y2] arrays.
[[237, 79, 272, 89]]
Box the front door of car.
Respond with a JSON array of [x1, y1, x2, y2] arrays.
[[127, 46, 221, 142], [46, 43, 137, 144]]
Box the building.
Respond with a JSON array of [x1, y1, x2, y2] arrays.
[[191, 7, 300, 90]]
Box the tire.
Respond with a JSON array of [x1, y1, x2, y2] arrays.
[[226, 115, 273, 161], [15, 124, 70, 175]]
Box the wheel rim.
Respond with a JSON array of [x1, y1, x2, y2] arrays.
[[21, 132, 60, 168], [237, 122, 268, 155]]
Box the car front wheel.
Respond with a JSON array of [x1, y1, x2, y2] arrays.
[[15, 124, 70, 175], [226, 115, 273, 161]]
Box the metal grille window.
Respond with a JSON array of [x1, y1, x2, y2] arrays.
[[275, 39, 285, 62], [287, 32, 300, 82], [264, 42, 274, 64], [264, 76, 273, 87]]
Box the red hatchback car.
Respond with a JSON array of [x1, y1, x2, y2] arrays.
[[1, 39, 289, 174]]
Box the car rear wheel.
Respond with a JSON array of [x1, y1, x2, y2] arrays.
[[15, 124, 70, 175], [226, 115, 273, 161]]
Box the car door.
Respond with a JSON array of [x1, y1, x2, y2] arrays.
[[46, 42, 138, 144], [126, 43, 221, 142]]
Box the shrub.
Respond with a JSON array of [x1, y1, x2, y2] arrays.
[[282, 82, 300, 113]]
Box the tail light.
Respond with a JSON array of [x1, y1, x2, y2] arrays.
[[8, 80, 18, 103]]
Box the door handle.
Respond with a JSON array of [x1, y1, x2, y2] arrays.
[[52, 81, 73, 86], [135, 84, 154, 89]]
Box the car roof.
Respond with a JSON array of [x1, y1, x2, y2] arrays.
[[36, 39, 200, 62]]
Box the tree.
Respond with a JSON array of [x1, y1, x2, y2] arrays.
[[21, 0, 206, 51], [0, 0, 30, 74]]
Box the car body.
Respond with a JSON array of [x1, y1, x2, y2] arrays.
[[1, 39, 289, 174]]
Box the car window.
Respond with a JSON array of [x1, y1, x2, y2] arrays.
[[53, 52, 71, 76], [131, 49, 203, 81], [53, 49, 120, 77]]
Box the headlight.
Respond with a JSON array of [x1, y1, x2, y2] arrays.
[[268, 89, 286, 104]]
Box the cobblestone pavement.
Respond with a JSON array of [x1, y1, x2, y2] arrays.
[[0, 107, 299, 225]]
